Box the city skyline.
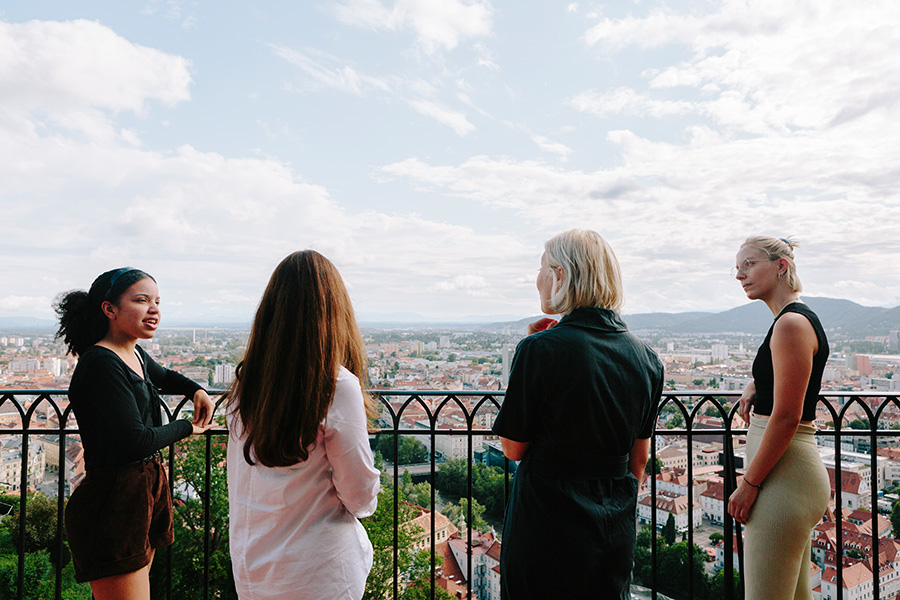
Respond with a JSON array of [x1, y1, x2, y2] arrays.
[[2, 1, 899, 324]]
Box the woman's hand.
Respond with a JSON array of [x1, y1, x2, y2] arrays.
[[192, 389, 216, 427], [527, 317, 558, 335], [191, 422, 213, 435], [727, 479, 760, 525]]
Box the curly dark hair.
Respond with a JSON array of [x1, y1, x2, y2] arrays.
[[54, 267, 155, 356]]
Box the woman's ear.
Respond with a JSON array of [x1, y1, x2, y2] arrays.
[[777, 257, 789, 277], [101, 300, 117, 320]]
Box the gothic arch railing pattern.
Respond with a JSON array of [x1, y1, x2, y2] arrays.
[[2, 390, 899, 600]]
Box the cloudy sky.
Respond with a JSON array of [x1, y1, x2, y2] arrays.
[[2, 1, 899, 324]]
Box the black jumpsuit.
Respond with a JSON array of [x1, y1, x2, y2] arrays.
[[492, 307, 663, 600]]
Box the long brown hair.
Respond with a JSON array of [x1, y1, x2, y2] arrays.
[[224, 250, 374, 467]]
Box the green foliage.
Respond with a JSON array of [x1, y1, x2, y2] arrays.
[[634, 526, 736, 600], [662, 513, 677, 546], [703, 404, 721, 417], [847, 548, 865, 559], [434, 460, 508, 517], [442, 497, 489, 533], [399, 553, 454, 600], [150, 436, 237, 599], [710, 569, 743, 600], [891, 500, 900, 539], [4, 492, 66, 562], [645, 456, 664, 475], [377, 435, 429, 465], [0, 550, 53, 600], [362, 490, 442, 600], [398, 471, 433, 508], [0, 492, 89, 598], [848, 418, 870, 430], [708, 532, 724, 545], [666, 412, 685, 429]]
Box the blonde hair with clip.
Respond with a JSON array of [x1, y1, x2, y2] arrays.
[[742, 236, 802, 293]]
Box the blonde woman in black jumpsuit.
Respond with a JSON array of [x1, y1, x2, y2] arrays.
[[492, 230, 663, 600]]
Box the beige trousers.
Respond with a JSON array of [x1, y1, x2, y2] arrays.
[[743, 415, 831, 600]]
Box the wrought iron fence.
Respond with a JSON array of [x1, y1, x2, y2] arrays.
[[1, 389, 898, 600]]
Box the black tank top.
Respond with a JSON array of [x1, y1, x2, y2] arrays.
[[751, 302, 829, 421]]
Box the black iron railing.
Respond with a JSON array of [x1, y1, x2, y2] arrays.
[[1, 389, 898, 600]]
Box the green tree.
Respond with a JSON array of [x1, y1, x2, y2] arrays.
[[150, 435, 237, 599], [645, 456, 664, 475], [4, 493, 66, 562], [435, 460, 509, 518], [666, 413, 685, 429], [662, 513, 677, 546], [0, 550, 54, 600], [399, 471, 433, 508], [710, 568, 743, 600], [442, 497, 489, 533], [377, 436, 429, 465], [709, 532, 724, 546], [849, 418, 870, 430], [435, 459, 468, 496], [656, 541, 710, 600], [891, 500, 900, 539], [362, 490, 450, 600], [401, 553, 454, 600]]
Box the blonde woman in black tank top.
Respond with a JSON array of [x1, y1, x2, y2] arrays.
[[727, 236, 830, 600]]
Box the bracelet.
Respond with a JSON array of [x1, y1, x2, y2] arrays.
[[744, 477, 763, 490]]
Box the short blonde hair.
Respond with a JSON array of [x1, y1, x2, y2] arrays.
[[742, 235, 802, 293], [544, 229, 624, 314]]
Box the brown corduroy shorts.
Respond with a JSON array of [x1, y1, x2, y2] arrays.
[[65, 455, 174, 583]]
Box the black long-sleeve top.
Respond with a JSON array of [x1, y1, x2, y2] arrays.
[[68, 345, 202, 470]]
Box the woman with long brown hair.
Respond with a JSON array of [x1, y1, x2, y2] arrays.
[[225, 250, 380, 600]]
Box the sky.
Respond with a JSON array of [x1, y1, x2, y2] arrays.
[[2, 0, 899, 324]]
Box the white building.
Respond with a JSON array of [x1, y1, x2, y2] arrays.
[[214, 363, 236, 385], [449, 529, 501, 600], [700, 481, 727, 525], [638, 490, 703, 533]]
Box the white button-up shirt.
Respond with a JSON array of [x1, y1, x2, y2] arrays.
[[227, 367, 381, 599]]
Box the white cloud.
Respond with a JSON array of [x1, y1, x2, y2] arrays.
[[0, 20, 191, 118], [333, 0, 493, 54], [579, 1, 900, 134], [273, 46, 380, 96], [432, 274, 490, 297], [274, 45, 477, 135], [407, 98, 475, 135]]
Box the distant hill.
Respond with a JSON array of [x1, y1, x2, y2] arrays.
[[3, 297, 899, 338], [623, 297, 899, 337]]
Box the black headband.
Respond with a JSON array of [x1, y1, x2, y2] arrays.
[[105, 267, 137, 300]]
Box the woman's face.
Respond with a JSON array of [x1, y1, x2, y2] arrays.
[[734, 246, 779, 301], [105, 277, 161, 340], [536, 253, 556, 315]]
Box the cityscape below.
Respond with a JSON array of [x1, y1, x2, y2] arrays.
[[3, 296, 900, 599]]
